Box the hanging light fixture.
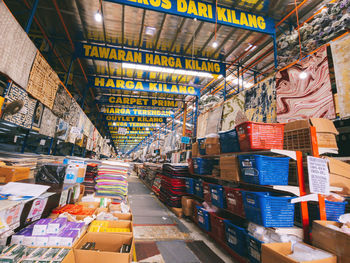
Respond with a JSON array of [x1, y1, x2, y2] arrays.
[[212, 41, 218, 48], [94, 10, 102, 22], [299, 71, 308, 79]]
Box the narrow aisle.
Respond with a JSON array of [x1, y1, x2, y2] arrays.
[[128, 174, 235, 263]]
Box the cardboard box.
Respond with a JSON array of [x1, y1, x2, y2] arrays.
[[192, 142, 199, 157], [112, 213, 132, 221], [0, 166, 30, 183], [324, 157, 350, 195], [284, 118, 339, 149], [312, 221, 350, 263], [74, 232, 133, 263], [220, 156, 240, 181], [88, 220, 132, 233], [262, 242, 337, 263], [181, 196, 194, 217], [205, 142, 220, 156]]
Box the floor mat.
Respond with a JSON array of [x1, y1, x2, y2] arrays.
[[134, 226, 189, 240], [156, 240, 201, 263], [133, 215, 175, 225], [186, 241, 226, 263], [135, 241, 165, 263]]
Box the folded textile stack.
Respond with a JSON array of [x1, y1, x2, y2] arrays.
[[162, 163, 189, 177], [95, 161, 129, 200], [82, 163, 98, 195], [159, 173, 187, 208]]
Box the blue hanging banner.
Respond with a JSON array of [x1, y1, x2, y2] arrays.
[[75, 42, 225, 75], [105, 0, 275, 35], [105, 115, 167, 123], [181, 136, 191, 144], [92, 77, 200, 96], [98, 95, 179, 108], [108, 127, 155, 132], [108, 121, 162, 128], [103, 107, 174, 118]]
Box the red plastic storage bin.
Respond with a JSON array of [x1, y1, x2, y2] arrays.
[[209, 212, 227, 242], [236, 121, 285, 151], [224, 187, 245, 218], [202, 182, 212, 203]]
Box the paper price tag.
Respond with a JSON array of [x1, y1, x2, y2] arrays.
[[307, 156, 330, 195], [40, 139, 46, 146]]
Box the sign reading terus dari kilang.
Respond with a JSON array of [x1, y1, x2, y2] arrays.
[[105, 0, 275, 35], [108, 127, 155, 132], [103, 107, 174, 118], [109, 130, 152, 135], [76, 42, 225, 75], [92, 77, 200, 96], [98, 95, 179, 108]]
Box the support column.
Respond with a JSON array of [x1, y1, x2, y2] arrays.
[[182, 102, 187, 137], [25, 0, 39, 33], [193, 97, 199, 138]]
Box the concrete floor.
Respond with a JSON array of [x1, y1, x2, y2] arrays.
[[128, 174, 236, 263]]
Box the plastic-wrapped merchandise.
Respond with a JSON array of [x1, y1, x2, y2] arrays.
[[288, 242, 334, 261], [35, 163, 67, 184]]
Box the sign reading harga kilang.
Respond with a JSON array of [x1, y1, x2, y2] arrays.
[[92, 77, 200, 96], [76, 42, 225, 75], [105, 116, 167, 123], [105, 0, 275, 35], [103, 107, 174, 118], [108, 121, 162, 128], [99, 95, 179, 108]]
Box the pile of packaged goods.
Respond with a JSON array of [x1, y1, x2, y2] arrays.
[[187, 119, 350, 262], [95, 161, 129, 199], [82, 163, 98, 195], [11, 218, 86, 247], [0, 245, 70, 262]]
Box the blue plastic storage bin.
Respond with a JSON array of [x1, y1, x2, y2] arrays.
[[196, 206, 210, 231], [194, 180, 204, 198], [247, 235, 264, 263], [238, 155, 290, 185], [210, 184, 226, 208], [325, 200, 347, 221], [219, 129, 240, 153], [224, 221, 247, 257], [193, 158, 218, 175], [242, 191, 295, 227], [198, 138, 206, 155], [185, 178, 195, 194]]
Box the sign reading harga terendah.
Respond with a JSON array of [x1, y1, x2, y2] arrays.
[[103, 107, 174, 118], [104, 0, 275, 35], [92, 77, 200, 96], [105, 115, 167, 123], [99, 95, 179, 108], [76, 42, 225, 75]]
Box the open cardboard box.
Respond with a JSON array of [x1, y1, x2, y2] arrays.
[[88, 220, 133, 233], [73, 232, 133, 263], [94, 207, 132, 221], [262, 242, 337, 263], [284, 118, 339, 149], [312, 221, 350, 263], [324, 157, 350, 195]]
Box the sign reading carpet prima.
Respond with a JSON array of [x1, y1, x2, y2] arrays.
[[331, 34, 350, 118], [276, 46, 335, 123], [0, 2, 36, 89], [27, 52, 60, 109], [3, 83, 36, 129]]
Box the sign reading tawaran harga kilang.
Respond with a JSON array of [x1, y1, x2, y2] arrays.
[[76, 42, 225, 75]]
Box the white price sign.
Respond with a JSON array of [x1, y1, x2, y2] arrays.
[[71, 127, 80, 135], [40, 139, 46, 146], [307, 156, 330, 195]]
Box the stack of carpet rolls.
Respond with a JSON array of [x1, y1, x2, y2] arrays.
[[95, 161, 129, 200]]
